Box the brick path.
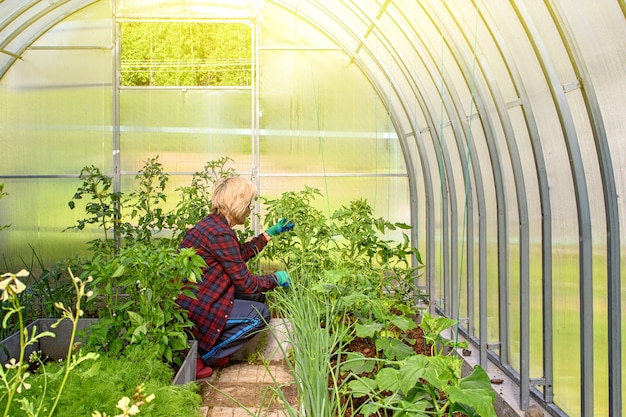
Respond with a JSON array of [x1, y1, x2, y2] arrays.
[[195, 319, 296, 417]]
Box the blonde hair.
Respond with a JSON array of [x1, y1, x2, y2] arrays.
[[211, 176, 257, 224]]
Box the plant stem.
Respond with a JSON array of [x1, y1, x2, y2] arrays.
[[47, 273, 82, 417], [2, 301, 24, 417]]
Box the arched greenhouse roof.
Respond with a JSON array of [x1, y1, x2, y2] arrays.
[[1, 1, 624, 416]]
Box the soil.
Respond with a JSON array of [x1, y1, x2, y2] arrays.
[[335, 327, 432, 417]]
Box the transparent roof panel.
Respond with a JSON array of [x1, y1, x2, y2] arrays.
[[117, 0, 256, 19]]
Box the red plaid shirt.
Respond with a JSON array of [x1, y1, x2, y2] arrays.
[[177, 213, 278, 353]]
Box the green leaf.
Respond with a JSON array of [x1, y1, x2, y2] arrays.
[[182, 289, 198, 300], [420, 312, 457, 338], [375, 337, 415, 360], [127, 310, 144, 326], [447, 366, 497, 417], [420, 355, 461, 391], [131, 323, 148, 343], [153, 306, 164, 326], [143, 287, 153, 303], [374, 367, 401, 392], [340, 352, 376, 374], [347, 377, 377, 398], [15, 398, 37, 415], [355, 322, 384, 338], [394, 399, 430, 417], [359, 402, 383, 417], [112, 264, 125, 278], [398, 355, 428, 394], [78, 359, 102, 378], [390, 315, 417, 332], [458, 364, 495, 392]]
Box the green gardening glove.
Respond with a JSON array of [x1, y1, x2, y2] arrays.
[[266, 218, 295, 237], [274, 270, 291, 287]]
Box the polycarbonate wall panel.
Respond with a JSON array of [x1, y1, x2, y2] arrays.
[[119, 89, 253, 175], [0, 1, 113, 265], [508, 105, 545, 377], [563, 5, 626, 411], [0, 82, 112, 176], [259, 1, 337, 48], [34, 1, 112, 47], [555, 0, 626, 415], [573, 1, 626, 412], [509, 30, 582, 417], [116, 0, 256, 19], [259, 50, 404, 176], [258, 0, 409, 245], [0, 178, 98, 269], [0, 48, 112, 175]]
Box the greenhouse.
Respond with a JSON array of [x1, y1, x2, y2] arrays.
[[0, 1, 624, 416]]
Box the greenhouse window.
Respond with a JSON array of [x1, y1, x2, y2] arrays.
[[120, 22, 252, 87]]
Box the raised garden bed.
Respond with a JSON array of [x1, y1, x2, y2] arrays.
[[0, 318, 197, 385]]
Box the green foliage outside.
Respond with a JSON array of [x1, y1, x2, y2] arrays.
[[121, 22, 252, 87]]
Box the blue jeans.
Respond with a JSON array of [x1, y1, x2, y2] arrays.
[[199, 296, 271, 365]]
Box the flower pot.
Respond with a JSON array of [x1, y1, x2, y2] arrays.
[[0, 318, 197, 385]]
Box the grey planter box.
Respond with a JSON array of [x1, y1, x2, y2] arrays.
[[0, 318, 197, 385]]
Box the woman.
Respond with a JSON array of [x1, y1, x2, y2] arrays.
[[177, 176, 292, 379]]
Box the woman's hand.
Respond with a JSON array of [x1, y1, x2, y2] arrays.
[[274, 270, 291, 287], [265, 218, 295, 236]]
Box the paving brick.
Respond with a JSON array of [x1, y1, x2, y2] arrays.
[[207, 406, 235, 417]]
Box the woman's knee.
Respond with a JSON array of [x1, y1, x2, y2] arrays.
[[250, 300, 271, 324]]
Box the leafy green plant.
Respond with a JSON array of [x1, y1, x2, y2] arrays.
[[121, 22, 251, 87], [0, 269, 98, 417], [346, 353, 496, 417], [167, 156, 237, 242], [352, 314, 417, 361], [20, 253, 87, 321], [267, 268, 354, 417], [262, 190, 422, 305], [67, 156, 241, 254], [92, 384, 155, 417], [261, 186, 333, 272], [340, 313, 492, 417], [83, 245, 205, 364], [0, 247, 82, 340], [119, 156, 170, 246], [66, 166, 121, 256], [419, 311, 467, 356], [0, 270, 44, 416], [329, 198, 423, 303], [12, 346, 200, 417], [257, 188, 497, 417]]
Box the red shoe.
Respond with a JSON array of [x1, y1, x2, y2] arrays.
[[196, 358, 213, 379], [211, 356, 230, 367]]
